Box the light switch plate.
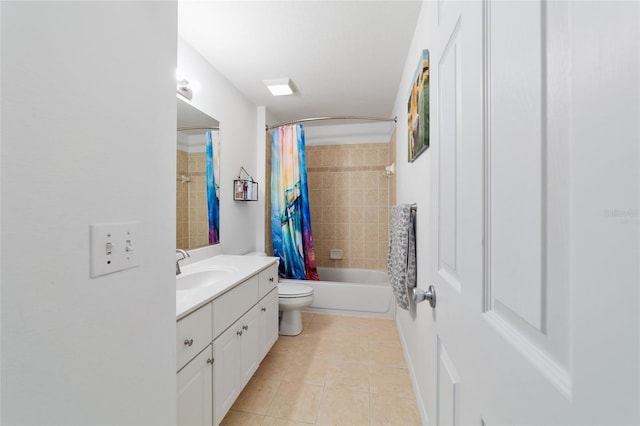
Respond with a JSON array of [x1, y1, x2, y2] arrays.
[[90, 221, 140, 278]]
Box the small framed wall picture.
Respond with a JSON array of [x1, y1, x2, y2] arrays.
[[407, 49, 430, 162]]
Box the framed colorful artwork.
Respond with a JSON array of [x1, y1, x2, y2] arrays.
[[408, 49, 429, 162]]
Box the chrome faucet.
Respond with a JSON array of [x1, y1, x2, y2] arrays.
[[176, 249, 190, 275]]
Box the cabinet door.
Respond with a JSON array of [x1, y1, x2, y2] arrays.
[[259, 288, 279, 359], [177, 345, 213, 426], [239, 305, 260, 389], [212, 324, 241, 426]]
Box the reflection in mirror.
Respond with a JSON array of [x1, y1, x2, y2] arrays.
[[177, 97, 220, 250]]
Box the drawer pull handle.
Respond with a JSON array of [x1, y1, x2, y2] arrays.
[[237, 330, 243, 336], [242, 325, 249, 331], [269, 277, 274, 282], [207, 358, 214, 365], [261, 307, 267, 312], [184, 339, 194, 347]]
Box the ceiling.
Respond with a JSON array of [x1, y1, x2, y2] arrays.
[[177, 1, 423, 127]]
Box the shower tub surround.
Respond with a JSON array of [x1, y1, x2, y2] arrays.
[[280, 266, 395, 319], [306, 142, 392, 271]]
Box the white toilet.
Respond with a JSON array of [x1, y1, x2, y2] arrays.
[[244, 252, 314, 336], [278, 282, 314, 336]]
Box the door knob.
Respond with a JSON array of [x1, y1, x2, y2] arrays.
[[412, 285, 436, 308]]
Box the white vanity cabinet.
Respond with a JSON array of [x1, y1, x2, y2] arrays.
[[177, 303, 212, 371], [177, 345, 213, 426], [258, 264, 279, 359], [176, 258, 280, 426], [258, 264, 278, 299], [259, 288, 279, 359], [211, 321, 240, 425], [176, 302, 213, 426], [239, 304, 260, 386], [212, 304, 260, 425]]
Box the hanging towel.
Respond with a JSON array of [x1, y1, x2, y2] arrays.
[[387, 204, 417, 310]]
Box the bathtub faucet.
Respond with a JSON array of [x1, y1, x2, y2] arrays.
[[176, 249, 190, 275]]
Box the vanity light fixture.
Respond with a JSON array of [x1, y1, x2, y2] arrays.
[[264, 78, 294, 96], [177, 78, 193, 100]]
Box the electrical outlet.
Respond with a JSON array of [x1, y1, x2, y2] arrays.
[[90, 222, 141, 278]]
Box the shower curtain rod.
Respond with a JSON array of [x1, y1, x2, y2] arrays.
[[177, 127, 219, 132], [265, 115, 397, 131]]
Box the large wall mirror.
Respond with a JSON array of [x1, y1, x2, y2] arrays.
[[177, 97, 221, 250]]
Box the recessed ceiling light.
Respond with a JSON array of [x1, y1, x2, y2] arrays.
[[264, 78, 294, 96]]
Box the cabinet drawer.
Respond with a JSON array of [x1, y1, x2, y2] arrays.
[[258, 263, 278, 300], [177, 302, 212, 371], [213, 276, 259, 338]]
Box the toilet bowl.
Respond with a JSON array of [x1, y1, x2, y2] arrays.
[[242, 252, 314, 336], [278, 282, 314, 336]]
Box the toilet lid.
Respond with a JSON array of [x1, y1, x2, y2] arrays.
[[279, 282, 314, 298]]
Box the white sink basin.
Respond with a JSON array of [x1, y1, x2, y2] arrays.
[[176, 266, 237, 291]]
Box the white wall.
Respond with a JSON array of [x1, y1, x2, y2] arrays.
[[256, 106, 267, 252], [391, 1, 435, 423], [177, 37, 260, 255], [1, 2, 177, 424]]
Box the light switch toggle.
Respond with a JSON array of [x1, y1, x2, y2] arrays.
[[90, 222, 141, 278]]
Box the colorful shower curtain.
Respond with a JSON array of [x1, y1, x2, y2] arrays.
[[206, 130, 220, 244], [270, 124, 318, 280]]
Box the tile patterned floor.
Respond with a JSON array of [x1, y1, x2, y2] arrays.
[[221, 312, 421, 426]]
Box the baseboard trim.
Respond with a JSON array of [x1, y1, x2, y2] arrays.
[[395, 317, 429, 425]]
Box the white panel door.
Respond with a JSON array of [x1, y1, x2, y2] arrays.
[[427, 1, 483, 423], [428, 0, 639, 424]]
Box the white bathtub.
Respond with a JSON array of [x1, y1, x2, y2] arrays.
[[279, 267, 395, 319]]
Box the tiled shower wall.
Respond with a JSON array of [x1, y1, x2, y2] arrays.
[[306, 142, 392, 271], [176, 150, 208, 249], [177, 150, 189, 249]]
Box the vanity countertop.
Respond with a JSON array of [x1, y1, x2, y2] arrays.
[[176, 254, 279, 320]]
